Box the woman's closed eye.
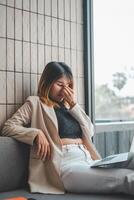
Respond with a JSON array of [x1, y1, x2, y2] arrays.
[[57, 83, 70, 87], [57, 83, 63, 86]]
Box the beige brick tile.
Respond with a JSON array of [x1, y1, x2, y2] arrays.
[[65, 49, 70, 66], [76, 0, 83, 23], [7, 72, 14, 104], [0, 0, 6, 4], [38, 0, 44, 14], [37, 74, 41, 85], [15, 9, 22, 40], [45, 45, 51, 65], [38, 15, 44, 44], [52, 18, 58, 46], [65, 21, 70, 48], [71, 22, 76, 49], [23, 11, 30, 41], [59, 19, 64, 47], [73, 77, 78, 101], [52, 46, 58, 61], [0, 38, 6, 70], [31, 43, 37, 73], [15, 0, 22, 9], [78, 77, 85, 104], [7, 39, 14, 71], [0, 5, 6, 37], [71, 50, 77, 76], [77, 51, 84, 77], [0, 71, 6, 103], [31, 13, 37, 43], [23, 42, 30, 72], [38, 44, 44, 73], [65, 0, 70, 20], [59, 47, 64, 62], [7, 105, 15, 119], [7, 0, 14, 7], [23, 0, 30, 11], [23, 73, 30, 100], [7, 7, 14, 38], [31, 74, 38, 96], [0, 105, 6, 128], [77, 24, 83, 50], [58, 0, 64, 19], [45, 0, 51, 16], [71, 0, 76, 22], [15, 73, 23, 104], [31, 0, 37, 12], [15, 41, 22, 72], [52, 0, 57, 17], [45, 16, 51, 45]]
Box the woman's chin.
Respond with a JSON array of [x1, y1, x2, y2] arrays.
[[57, 96, 64, 102], [52, 96, 64, 103]]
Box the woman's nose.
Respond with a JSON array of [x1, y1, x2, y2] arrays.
[[60, 87, 65, 94]]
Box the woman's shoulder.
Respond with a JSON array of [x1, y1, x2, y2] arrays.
[[26, 95, 40, 103]]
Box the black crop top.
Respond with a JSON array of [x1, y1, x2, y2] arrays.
[[54, 103, 82, 139]]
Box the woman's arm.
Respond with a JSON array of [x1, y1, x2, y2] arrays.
[[69, 104, 102, 160], [1, 100, 40, 145], [61, 85, 101, 159], [69, 103, 94, 137]]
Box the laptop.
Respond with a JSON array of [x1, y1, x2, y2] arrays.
[[91, 152, 129, 168]]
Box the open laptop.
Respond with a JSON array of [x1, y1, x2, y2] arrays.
[[91, 152, 129, 168]]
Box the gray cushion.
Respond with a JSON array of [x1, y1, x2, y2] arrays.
[[0, 137, 30, 192], [0, 189, 133, 200]]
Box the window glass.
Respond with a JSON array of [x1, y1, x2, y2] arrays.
[[93, 0, 134, 122]]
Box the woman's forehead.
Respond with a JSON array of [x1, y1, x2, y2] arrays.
[[56, 76, 71, 83]]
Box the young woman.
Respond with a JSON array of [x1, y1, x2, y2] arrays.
[[1, 62, 134, 195]]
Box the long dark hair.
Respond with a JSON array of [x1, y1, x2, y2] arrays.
[[38, 61, 74, 107]]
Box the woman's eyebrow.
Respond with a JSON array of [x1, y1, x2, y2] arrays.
[[57, 81, 64, 83], [57, 81, 70, 84]]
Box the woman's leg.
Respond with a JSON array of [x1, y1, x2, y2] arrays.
[[61, 163, 134, 194], [60, 145, 134, 194]]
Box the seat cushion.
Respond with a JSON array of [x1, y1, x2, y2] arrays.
[[0, 189, 133, 200], [0, 137, 30, 192]]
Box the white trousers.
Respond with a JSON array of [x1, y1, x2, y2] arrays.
[[60, 144, 134, 195]]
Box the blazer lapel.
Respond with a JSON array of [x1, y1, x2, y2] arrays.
[[40, 101, 58, 131]]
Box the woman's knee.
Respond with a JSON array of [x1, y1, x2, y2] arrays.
[[61, 167, 76, 192]]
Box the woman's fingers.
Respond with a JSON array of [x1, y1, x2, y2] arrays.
[[36, 138, 41, 157], [43, 142, 48, 160], [66, 86, 74, 92], [46, 144, 51, 160], [40, 142, 45, 160], [62, 87, 76, 107], [63, 88, 72, 100], [34, 132, 51, 161], [64, 86, 73, 96]]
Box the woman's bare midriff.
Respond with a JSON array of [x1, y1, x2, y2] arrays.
[[60, 138, 83, 145]]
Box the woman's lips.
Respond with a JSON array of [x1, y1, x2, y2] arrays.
[[57, 95, 64, 100]]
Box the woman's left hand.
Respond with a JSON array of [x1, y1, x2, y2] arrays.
[[62, 86, 76, 108]]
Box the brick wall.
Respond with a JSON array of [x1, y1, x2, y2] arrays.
[[0, 0, 84, 129]]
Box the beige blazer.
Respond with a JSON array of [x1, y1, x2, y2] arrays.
[[1, 96, 100, 194]]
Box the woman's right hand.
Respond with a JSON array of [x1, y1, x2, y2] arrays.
[[34, 130, 51, 161]]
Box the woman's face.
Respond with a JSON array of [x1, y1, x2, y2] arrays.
[[49, 75, 71, 103]]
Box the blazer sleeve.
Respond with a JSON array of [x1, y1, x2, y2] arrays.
[[1, 100, 40, 145], [69, 104, 102, 159], [69, 103, 94, 138]]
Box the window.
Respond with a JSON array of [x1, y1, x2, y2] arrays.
[[93, 0, 134, 122]]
